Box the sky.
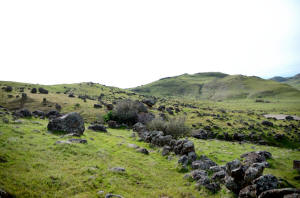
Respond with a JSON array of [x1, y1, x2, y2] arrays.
[[0, 0, 300, 88]]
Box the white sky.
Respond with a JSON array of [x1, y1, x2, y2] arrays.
[[0, 0, 300, 88]]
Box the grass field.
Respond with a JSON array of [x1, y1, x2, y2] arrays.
[[0, 115, 299, 198]]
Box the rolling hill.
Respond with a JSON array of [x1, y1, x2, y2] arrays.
[[270, 73, 300, 91], [131, 72, 300, 100]]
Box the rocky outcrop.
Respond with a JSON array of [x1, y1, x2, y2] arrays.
[[47, 112, 85, 135]]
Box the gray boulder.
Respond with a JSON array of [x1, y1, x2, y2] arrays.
[[191, 155, 217, 170], [47, 112, 85, 135], [258, 188, 300, 198], [88, 124, 107, 132]]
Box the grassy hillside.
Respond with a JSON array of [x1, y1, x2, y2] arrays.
[[0, 115, 299, 198], [270, 74, 300, 91], [131, 73, 300, 100], [1, 80, 300, 149]]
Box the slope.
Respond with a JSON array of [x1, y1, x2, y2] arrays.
[[131, 73, 300, 100]]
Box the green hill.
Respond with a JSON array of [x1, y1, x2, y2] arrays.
[[270, 74, 300, 91], [131, 72, 300, 100]]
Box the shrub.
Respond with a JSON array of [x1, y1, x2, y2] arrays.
[[110, 99, 148, 125], [103, 111, 113, 122], [147, 117, 190, 139]]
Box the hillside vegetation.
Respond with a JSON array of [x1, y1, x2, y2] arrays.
[[270, 73, 300, 91], [131, 72, 300, 100]]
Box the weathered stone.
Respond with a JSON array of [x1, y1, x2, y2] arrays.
[[47, 112, 85, 135], [253, 174, 278, 197], [136, 148, 149, 155], [258, 188, 300, 198], [38, 87, 48, 94], [88, 124, 107, 132]]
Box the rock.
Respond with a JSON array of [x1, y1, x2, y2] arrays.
[[192, 129, 208, 139], [31, 88, 37, 93], [68, 93, 75, 97], [158, 105, 165, 111], [262, 121, 274, 127], [32, 110, 45, 117], [4, 86, 12, 92], [142, 99, 156, 107], [127, 143, 139, 149], [166, 107, 174, 115], [191, 169, 208, 181], [191, 155, 217, 170], [239, 184, 257, 198], [38, 87, 49, 94], [285, 116, 294, 121], [18, 109, 32, 117], [94, 104, 102, 108], [88, 124, 107, 132], [0, 188, 14, 198], [204, 182, 221, 193], [107, 120, 118, 128], [233, 133, 245, 141], [69, 139, 87, 144], [241, 151, 271, 166], [212, 170, 226, 181], [225, 175, 242, 194], [210, 166, 222, 173], [253, 174, 278, 197], [105, 104, 114, 110], [105, 193, 123, 198], [136, 148, 149, 155], [226, 159, 242, 175], [46, 110, 61, 118], [258, 188, 300, 198], [162, 146, 171, 156], [55, 103, 62, 111], [188, 151, 197, 162], [178, 155, 189, 166], [110, 167, 125, 173], [244, 163, 265, 183], [132, 122, 147, 133], [47, 112, 85, 135], [293, 160, 300, 171], [181, 141, 195, 155], [55, 140, 72, 144]]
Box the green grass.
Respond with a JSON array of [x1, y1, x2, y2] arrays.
[[130, 73, 300, 100], [0, 115, 299, 198]]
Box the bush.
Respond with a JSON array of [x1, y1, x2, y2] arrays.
[[103, 111, 113, 122], [109, 100, 148, 125], [147, 117, 190, 139]]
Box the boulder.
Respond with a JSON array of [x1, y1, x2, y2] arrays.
[[191, 155, 217, 170], [38, 87, 49, 94], [192, 129, 208, 139], [136, 148, 149, 155], [253, 174, 278, 197], [162, 146, 171, 156], [94, 104, 102, 108], [107, 120, 118, 128], [0, 188, 14, 198], [4, 86, 12, 92], [241, 151, 271, 166], [132, 122, 147, 133], [191, 170, 208, 181], [105, 194, 123, 198], [258, 188, 300, 198], [142, 99, 156, 107], [88, 124, 107, 132], [262, 121, 274, 127], [31, 88, 37, 93], [18, 109, 32, 117], [105, 104, 114, 110], [47, 112, 85, 135], [46, 110, 61, 119]]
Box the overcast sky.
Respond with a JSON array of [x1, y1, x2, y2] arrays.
[[0, 0, 300, 88]]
